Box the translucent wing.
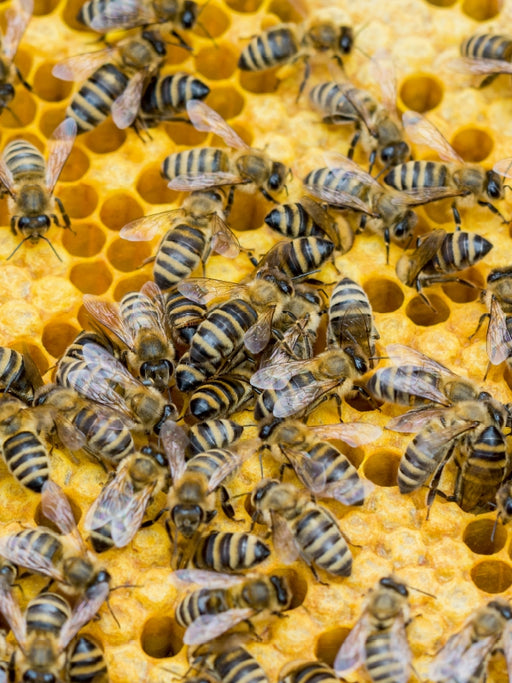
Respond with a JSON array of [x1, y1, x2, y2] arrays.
[[41, 481, 81, 540], [334, 614, 369, 674], [493, 158, 512, 179], [171, 570, 243, 588], [45, 118, 77, 192], [398, 185, 469, 203], [370, 48, 399, 116], [429, 624, 494, 683], [449, 57, 512, 75], [251, 358, 315, 390], [273, 378, 344, 418], [0, 532, 64, 582], [111, 71, 145, 129], [309, 422, 382, 447], [336, 83, 377, 136], [168, 172, 245, 192], [402, 110, 463, 164], [244, 308, 274, 354], [398, 230, 447, 284], [120, 210, 180, 242], [52, 49, 116, 82], [207, 446, 254, 492], [271, 512, 299, 564], [387, 614, 412, 683], [0, 155, 15, 196], [210, 215, 240, 258], [90, 0, 154, 31], [187, 100, 249, 151], [320, 474, 370, 506], [503, 618, 512, 682], [305, 180, 375, 215], [178, 278, 243, 305], [279, 446, 327, 494], [83, 295, 133, 349], [0, 586, 25, 647], [59, 580, 110, 650], [385, 343, 457, 378], [386, 406, 447, 433], [487, 296, 512, 365], [322, 152, 381, 185], [3, 0, 33, 60], [184, 608, 255, 645], [160, 420, 189, 482]]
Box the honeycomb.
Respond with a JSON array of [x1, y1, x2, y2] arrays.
[[1, 0, 512, 680]]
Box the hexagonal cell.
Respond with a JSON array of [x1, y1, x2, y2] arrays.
[[405, 294, 450, 326], [363, 450, 400, 487], [239, 69, 280, 95], [0, 88, 36, 128], [272, 567, 308, 609], [225, 0, 264, 11], [165, 120, 208, 146], [33, 0, 60, 15], [42, 322, 79, 359], [461, 0, 501, 20], [470, 560, 512, 593], [451, 128, 493, 162], [206, 86, 245, 120], [424, 0, 457, 6], [32, 63, 72, 102], [100, 194, 144, 232], [83, 120, 127, 154], [113, 274, 152, 301], [165, 44, 191, 66], [58, 184, 98, 219], [268, 0, 304, 21], [70, 261, 113, 295], [62, 222, 106, 258], [228, 190, 270, 231], [136, 164, 179, 205], [441, 268, 483, 304], [463, 518, 507, 555], [315, 626, 351, 667], [59, 146, 90, 183], [107, 238, 152, 272], [193, 3, 230, 38], [364, 278, 404, 313], [195, 45, 238, 80], [39, 108, 70, 139], [423, 199, 453, 225], [399, 74, 443, 113], [140, 616, 183, 658]]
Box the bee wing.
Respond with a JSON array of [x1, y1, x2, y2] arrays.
[[397, 229, 447, 283], [493, 158, 512, 179], [386, 406, 447, 432], [487, 296, 512, 365], [280, 446, 327, 494], [309, 422, 382, 446], [336, 83, 378, 136], [271, 512, 300, 564], [160, 420, 189, 481], [385, 343, 456, 377], [111, 71, 145, 129], [321, 475, 371, 506], [186, 100, 249, 151], [54, 414, 88, 451], [369, 367, 451, 406], [52, 48, 116, 82], [184, 608, 255, 646], [407, 421, 478, 474], [370, 48, 399, 117], [210, 215, 240, 258], [449, 56, 512, 75], [0, 155, 15, 197], [250, 358, 315, 390], [140, 280, 168, 329], [168, 172, 245, 192], [398, 186, 467, 204], [334, 614, 369, 674], [429, 626, 494, 683], [402, 110, 463, 164], [172, 569, 243, 588], [45, 118, 77, 192], [120, 210, 180, 242], [0, 533, 64, 582], [305, 182, 374, 215], [83, 294, 133, 349], [58, 580, 110, 651], [90, 0, 153, 31], [178, 278, 243, 304], [2, 0, 33, 60], [244, 308, 274, 355], [207, 445, 254, 492], [274, 378, 343, 418], [41, 480, 82, 542], [502, 618, 512, 682], [0, 586, 26, 648], [388, 615, 412, 683]]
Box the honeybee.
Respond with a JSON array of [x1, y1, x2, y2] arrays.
[[55, 329, 121, 386], [238, 18, 354, 98], [66, 634, 108, 683], [84, 445, 169, 552], [328, 276, 379, 365], [0, 117, 76, 259], [384, 110, 511, 229], [83, 281, 175, 391], [78, 0, 198, 36], [264, 196, 354, 254], [250, 346, 369, 420], [164, 100, 290, 204], [254, 236, 335, 279], [120, 188, 239, 291], [189, 637, 268, 683], [251, 479, 352, 578], [1, 590, 107, 683], [188, 364, 254, 421], [429, 598, 512, 683], [137, 71, 210, 129], [333, 576, 412, 683], [173, 570, 292, 645], [59, 342, 177, 434], [165, 288, 207, 347], [396, 228, 493, 306], [190, 531, 270, 573], [450, 32, 512, 88], [0, 481, 110, 610], [188, 419, 244, 456], [35, 384, 136, 467], [278, 660, 340, 683], [53, 29, 167, 132], [368, 344, 510, 512], [303, 155, 419, 263], [0, 0, 32, 116]]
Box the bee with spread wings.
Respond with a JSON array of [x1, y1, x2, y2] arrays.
[[164, 100, 290, 203], [384, 110, 512, 229], [0, 0, 33, 117]]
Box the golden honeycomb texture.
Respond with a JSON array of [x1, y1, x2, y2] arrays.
[[1, 0, 512, 681]]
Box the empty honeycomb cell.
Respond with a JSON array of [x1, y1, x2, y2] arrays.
[[441, 268, 483, 303], [399, 74, 443, 113], [83, 120, 127, 155], [42, 321, 80, 358], [405, 294, 450, 326], [268, 0, 304, 22], [1, 88, 36, 128], [225, 0, 263, 12], [195, 45, 238, 80], [100, 193, 144, 232], [206, 86, 245, 120], [424, 0, 457, 6], [164, 120, 208, 146], [461, 0, 501, 20], [239, 69, 280, 95], [32, 63, 72, 102], [228, 191, 271, 231], [193, 3, 230, 38], [451, 128, 493, 162], [363, 450, 401, 487], [136, 164, 180, 205], [140, 616, 183, 658], [113, 274, 152, 301], [62, 0, 90, 30], [61, 222, 106, 257], [423, 199, 453, 225], [463, 518, 507, 555], [345, 392, 379, 413], [39, 108, 69, 139], [59, 146, 90, 182], [33, 0, 60, 15], [364, 278, 404, 313], [165, 44, 191, 66], [57, 184, 98, 219], [315, 627, 351, 667], [470, 560, 512, 593], [107, 238, 152, 272], [69, 261, 113, 295]]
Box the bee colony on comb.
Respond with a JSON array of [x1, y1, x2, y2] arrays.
[[1, 0, 512, 681]]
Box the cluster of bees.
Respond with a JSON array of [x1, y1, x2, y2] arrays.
[[0, 0, 512, 682]]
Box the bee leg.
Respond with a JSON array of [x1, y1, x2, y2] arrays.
[[54, 197, 72, 230], [296, 57, 311, 103], [15, 67, 32, 91], [169, 29, 193, 52], [368, 149, 377, 175], [352, 384, 379, 411], [451, 202, 462, 230], [469, 312, 490, 340], [477, 199, 509, 224], [425, 444, 455, 519], [477, 73, 498, 89], [219, 486, 242, 521], [307, 562, 329, 586], [10, 216, 17, 235], [259, 186, 278, 203], [383, 226, 390, 265], [347, 128, 362, 161]]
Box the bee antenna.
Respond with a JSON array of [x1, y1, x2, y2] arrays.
[[491, 514, 500, 543], [196, 19, 217, 47], [503, 184, 512, 192], [5, 106, 21, 125], [197, 0, 212, 17], [40, 235, 63, 262], [6, 234, 31, 261], [402, 582, 436, 599]]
